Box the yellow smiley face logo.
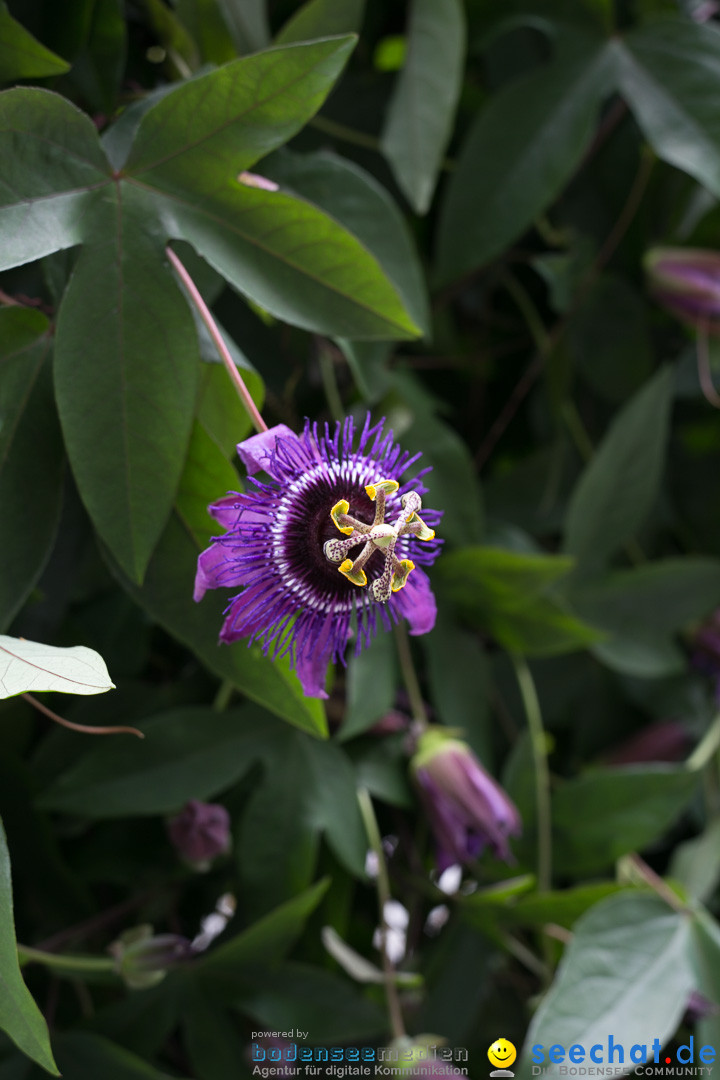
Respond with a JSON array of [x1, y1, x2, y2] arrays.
[[488, 1039, 517, 1070]]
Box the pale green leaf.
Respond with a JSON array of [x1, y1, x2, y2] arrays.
[[516, 894, 695, 1080], [0, 636, 114, 700]]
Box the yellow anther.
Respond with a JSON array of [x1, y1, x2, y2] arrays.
[[391, 559, 415, 592], [365, 479, 399, 501], [409, 513, 435, 541], [339, 559, 367, 587], [330, 499, 353, 535]]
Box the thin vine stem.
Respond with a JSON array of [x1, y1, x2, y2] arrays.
[[357, 787, 406, 1040], [18, 944, 116, 974], [22, 693, 144, 739], [511, 655, 552, 893], [393, 622, 428, 728], [165, 246, 268, 434]]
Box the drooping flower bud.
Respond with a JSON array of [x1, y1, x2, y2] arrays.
[[167, 799, 231, 869], [411, 730, 521, 871], [645, 247, 720, 330], [109, 925, 196, 989]]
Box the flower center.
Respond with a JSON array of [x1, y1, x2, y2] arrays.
[[323, 479, 435, 602]]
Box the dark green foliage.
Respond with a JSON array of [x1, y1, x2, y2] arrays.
[[3, 1, 720, 1076]]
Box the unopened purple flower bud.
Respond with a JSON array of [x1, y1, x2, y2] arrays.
[[109, 925, 196, 989], [645, 247, 720, 330], [167, 799, 231, 868], [411, 731, 521, 871]]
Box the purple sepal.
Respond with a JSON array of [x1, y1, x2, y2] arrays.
[[395, 568, 437, 636], [236, 424, 299, 477]]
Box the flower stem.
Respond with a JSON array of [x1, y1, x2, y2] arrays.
[[213, 679, 234, 712], [18, 944, 116, 975], [22, 693, 144, 739], [393, 622, 428, 728], [511, 656, 552, 893], [357, 788, 406, 1040], [165, 245, 268, 434]]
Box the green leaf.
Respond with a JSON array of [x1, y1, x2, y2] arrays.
[[553, 765, 699, 877], [215, 0, 269, 54], [440, 546, 576, 617], [503, 882, 625, 930], [53, 1031, 179, 1080], [616, 18, 720, 198], [54, 195, 200, 583], [112, 513, 327, 736], [488, 597, 604, 657], [237, 962, 385, 1041], [569, 275, 653, 402], [181, 991, 247, 1080], [436, 32, 614, 283], [438, 546, 602, 657], [154, 182, 420, 340], [340, 629, 397, 741], [670, 819, 720, 904], [0, 818, 58, 1075], [563, 366, 674, 575], [262, 149, 430, 336], [175, 0, 236, 65], [423, 611, 493, 762], [380, 0, 465, 214], [175, 423, 240, 550], [388, 372, 483, 545], [238, 730, 366, 912], [516, 894, 695, 1080], [275, 0, 365, 45], [36, 705, 267, 817], [0, 3, 70, 81], [197, 879, 330, 979], [125, 37, 357, 183], [138, 0, 199, 74], [689, 908, 720, 1016], [0, 635, 114, 700], [69, 0, 127, 115], [0, 308, 63, 630], [0, 88, 109, 272], [572, 557, 720, 677]]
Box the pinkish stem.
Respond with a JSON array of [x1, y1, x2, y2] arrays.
[[165, 246, 268, 434]]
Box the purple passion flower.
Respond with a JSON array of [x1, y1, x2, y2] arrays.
[[194, 415, 442, 698], [645, 247, 720, 330], [167, 799, 231, 867], [412, 731, 521, 871]]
